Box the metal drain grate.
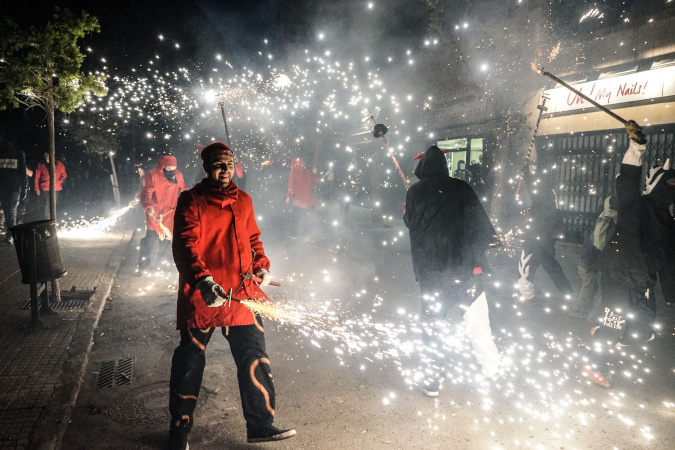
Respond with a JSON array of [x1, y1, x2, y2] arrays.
[[95, 358, 135, 389], [22, 289, 95, 311]]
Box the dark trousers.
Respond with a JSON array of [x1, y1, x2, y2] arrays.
[[570, 266, 599, 317], [419, 274, 479, 363], [138, 229, 171, 269], [33, 191, 59, 221], [518, 239, 573, 299], [169, 321, 276, 440], [588, 273, 656, 369], [0, 188, 21, 237], [290, 206, 310, 237], [659, 265, 675, 306]]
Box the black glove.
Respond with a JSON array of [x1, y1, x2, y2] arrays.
[[196, 276, 227, 307], [625, 120, 646, 144]]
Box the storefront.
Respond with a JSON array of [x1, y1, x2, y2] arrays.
[[533, 61, 675, 242], [436, 136, 486, 181]]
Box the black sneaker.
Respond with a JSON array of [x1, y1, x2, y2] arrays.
[[168, 436, 189, 450], [247, 425, 297, 443]]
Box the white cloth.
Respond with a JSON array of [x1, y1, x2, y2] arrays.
[[518, 250, 535, 300], [463, 291, 500, 378], [621, 139, 646, 167]]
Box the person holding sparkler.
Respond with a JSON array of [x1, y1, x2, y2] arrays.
[[168, 142, 295, 449], [584, 122, 675, 389], [404, 145, 502, 396], [137, 155, 186, 274], [517, 159, 573, 303]]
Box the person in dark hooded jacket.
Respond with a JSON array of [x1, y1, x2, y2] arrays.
[[0, 140, 28, 244], [583, 121, 675, 389], [517, 162, 573, 302], [404, 145, 501, 396]]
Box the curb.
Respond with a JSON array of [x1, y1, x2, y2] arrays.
[[31, 229, 137, 450]]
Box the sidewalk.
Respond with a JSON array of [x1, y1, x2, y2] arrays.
[[0, 226, 134, 450]]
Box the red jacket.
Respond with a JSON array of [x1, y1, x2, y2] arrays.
[[286, 158, 317, 209], [34, 161, 67, 193], [140, 156, 186, 233], [172, 179, 271, 329]]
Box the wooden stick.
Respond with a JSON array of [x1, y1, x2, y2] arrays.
[[533, 65, 627, 125]]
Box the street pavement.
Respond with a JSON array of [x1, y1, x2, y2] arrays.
[[0, 221, 134, 450], [1, 201, 674, 449]]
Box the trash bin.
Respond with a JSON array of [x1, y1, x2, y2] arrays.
[[10, 220, 67, 284]]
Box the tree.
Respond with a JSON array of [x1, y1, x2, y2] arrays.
[[0, 7, 107, 221]]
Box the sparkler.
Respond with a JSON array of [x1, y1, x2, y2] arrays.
[[530, 64, 628, 125], [215, 94, 232, 148], [368, 114, 410, 190], [515, 94, 549, 197]]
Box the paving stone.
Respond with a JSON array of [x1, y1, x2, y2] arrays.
[[0, 229, 133, 449]]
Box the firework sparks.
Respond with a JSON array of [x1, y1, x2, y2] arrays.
[[58, 205, 133, 239], [240, 299, 309, 325]]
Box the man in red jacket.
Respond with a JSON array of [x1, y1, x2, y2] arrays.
[[34, 152, 67, 220], [138, 155, 186, 273], [168, 142, 296, 449]]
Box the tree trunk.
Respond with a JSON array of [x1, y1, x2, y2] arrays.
[[46, 81, 61, 303], [46, 80, 57, 222]]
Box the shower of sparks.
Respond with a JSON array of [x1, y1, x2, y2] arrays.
[[240, 299, 310, 325], [252, 286, 662, 446], [548, 42, 562, 63], [58, 205, 133, 239], [580, 8, 605, 23]]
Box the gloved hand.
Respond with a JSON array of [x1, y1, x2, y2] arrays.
[[625, 120, 646, 144], [146, 207, 157, 220], [285, 197, 290, 204], [196, 276, 227, 307], [255, 268, 271, 287]]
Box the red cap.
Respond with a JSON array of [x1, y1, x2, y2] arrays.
[[201, 142, 233, 163]]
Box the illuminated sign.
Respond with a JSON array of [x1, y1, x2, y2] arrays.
[[544, 65, 675, 114], [437, 138, 468, 149]]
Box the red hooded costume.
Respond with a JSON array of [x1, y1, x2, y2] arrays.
[[140, 155, 186, 234], [286, 157, 317, 209], [172, 179, 270, 329]]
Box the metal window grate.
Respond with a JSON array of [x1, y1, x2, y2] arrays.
[[95, 358, 135, 389], [535, 126, 675, 243], [22, 289, 95, 311]]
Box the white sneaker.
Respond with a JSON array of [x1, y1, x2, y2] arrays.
[[420, 379, 440, 397]]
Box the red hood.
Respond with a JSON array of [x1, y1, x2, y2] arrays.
[[155, 155, 178, 170], [290, 157, 305, 171]]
